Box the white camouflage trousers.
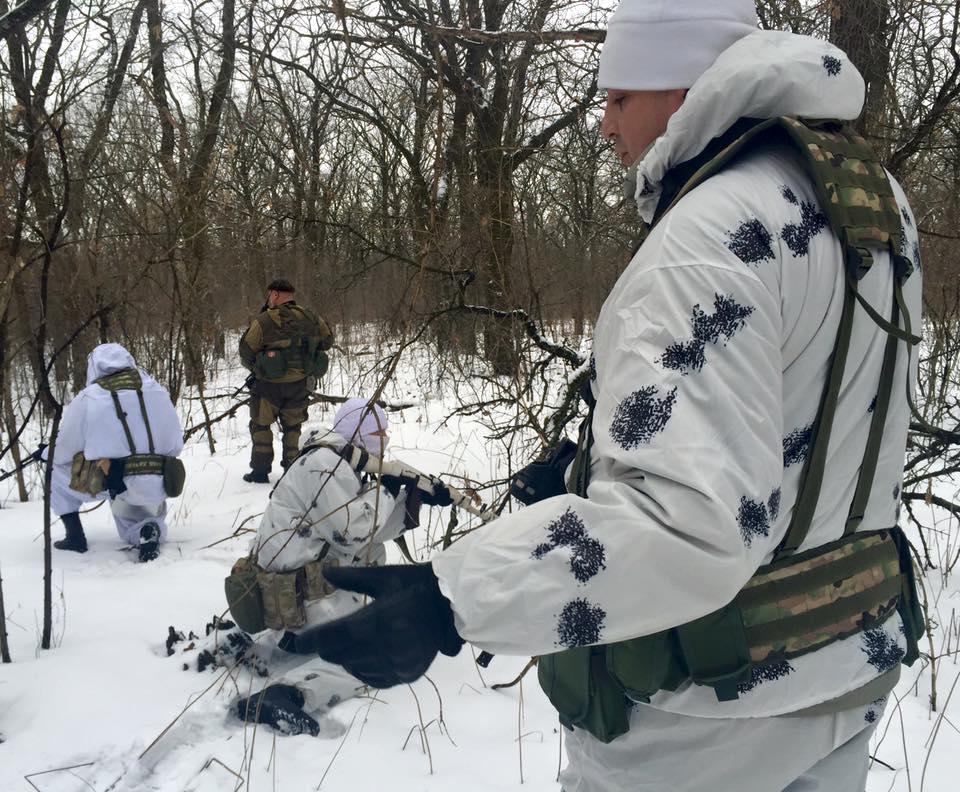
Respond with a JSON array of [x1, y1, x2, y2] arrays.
[[51, 463, 168, 546]]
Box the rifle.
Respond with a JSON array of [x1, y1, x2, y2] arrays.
[[231, 301, 270, 399], [0, 443, 47, 483], [336, 443, 497, 523], [231, 372, 256, 400]]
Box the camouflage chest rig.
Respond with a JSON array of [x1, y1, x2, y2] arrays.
[[538, 118, 926, 743]]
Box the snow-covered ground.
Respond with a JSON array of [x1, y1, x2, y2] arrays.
[[1, 341, 957, 791]]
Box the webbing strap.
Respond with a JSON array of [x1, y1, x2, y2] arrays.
[[394, 534, 418, 564], [775, 282, 857, 558], [849, 277, 921, 345], [110, 392, 137, 455], [571, 385, 596, 498], [845, 294, 901, 535], [783, 666, 900, 717], [136, 390, 156, 454], [896, 280, 955, 441]]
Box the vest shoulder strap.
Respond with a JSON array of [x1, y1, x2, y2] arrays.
[[652, 117, 917, 559], [657, 117, 907, 279], [96, 368, 156, 456]]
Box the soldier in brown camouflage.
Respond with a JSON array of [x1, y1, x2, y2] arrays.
[[238, 279, 334, 483]]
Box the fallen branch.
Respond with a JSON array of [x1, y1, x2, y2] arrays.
[[182, 393, 415, 441], [24, 762, 96, 792], [492, 657, 538, 691]]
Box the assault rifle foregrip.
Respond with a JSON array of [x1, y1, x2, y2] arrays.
[[336, 443, 496, 522]]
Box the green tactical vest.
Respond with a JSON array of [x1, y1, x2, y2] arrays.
[[252, 303, 332, 383], [539, 118, 926, 744], [96, 368, 185, 498]]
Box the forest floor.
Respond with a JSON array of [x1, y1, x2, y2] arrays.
[[1, 342, 957, 792]]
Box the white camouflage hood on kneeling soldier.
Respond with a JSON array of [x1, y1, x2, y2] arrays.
[[629, 30, 866, 222], [85, 342, 138, 385]]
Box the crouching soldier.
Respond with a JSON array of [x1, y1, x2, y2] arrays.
[[238, 279, 334, 484], [222, 398, 452, 735], [52, 343, 185, 562]]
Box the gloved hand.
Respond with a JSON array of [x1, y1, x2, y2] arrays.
[[105, 459, 127, 499], [509, 438, 578, 505], [235, 684, 320, 736], [288, 564, 463, 688], [380, 473, 405, 498], [419, 476, 453, 507], [380, 474, 453, 507]]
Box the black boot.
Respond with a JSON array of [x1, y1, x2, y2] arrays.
[[235, 684, 320, 736], [54, 512, 88, 553], [138, 522, 161, 563], [243, 470, 270, 484]]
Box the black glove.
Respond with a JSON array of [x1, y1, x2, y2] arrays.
[[380, 473, 404, 498], [510, 438, 578, 505], [235, 684, 320, 737], [289, 564, 463, 688], [277, 630, 299, 653], [380, 474, 453, 507], [419, 476, 453, 507], [105, 459, 127, 499], [402, 483, 423, 531]]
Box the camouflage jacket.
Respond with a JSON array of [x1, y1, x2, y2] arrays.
[[238, 301, 333, 383]]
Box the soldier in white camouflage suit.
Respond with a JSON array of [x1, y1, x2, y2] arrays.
[[281, 2, 926, 788]]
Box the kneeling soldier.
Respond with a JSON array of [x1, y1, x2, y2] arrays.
[[52, 343, 185, 562], [224, 398, 451, 735]]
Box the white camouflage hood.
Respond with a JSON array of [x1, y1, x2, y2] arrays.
[[632, 30, 866, 222], [85, 343, 137, 385]]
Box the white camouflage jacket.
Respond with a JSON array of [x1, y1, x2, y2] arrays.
[[433, 31, 923, 718], [55, 343, 183, 505], [253, 429, 409, 627]]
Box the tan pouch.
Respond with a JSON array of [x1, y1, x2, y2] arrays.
[[257, 568, 306, 630], [69, 452, 110, 497], [303, 558, 339, 600]]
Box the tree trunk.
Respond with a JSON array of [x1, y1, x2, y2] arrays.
[[40, 406, 60, 650], [0, 561, 11, 662], [3, 374, 28, 502], [829, 0, 891, 139]]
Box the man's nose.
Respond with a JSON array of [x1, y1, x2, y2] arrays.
[[600, 102, 617, 140]]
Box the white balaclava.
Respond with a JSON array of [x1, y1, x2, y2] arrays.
[[598, 0, 758, 91], [333, 398, 389, 454]]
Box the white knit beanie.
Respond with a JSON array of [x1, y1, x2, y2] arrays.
[[598, 0, 758, 91]]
